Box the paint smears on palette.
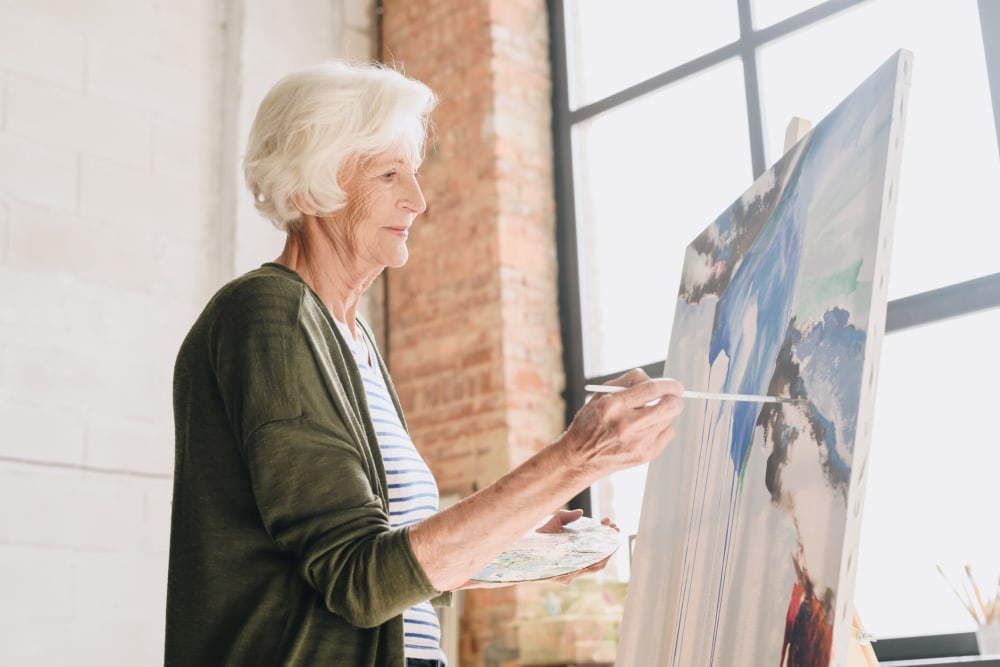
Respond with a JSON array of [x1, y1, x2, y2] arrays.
[[471, 516, 621, 583]]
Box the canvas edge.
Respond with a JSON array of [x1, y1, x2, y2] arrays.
[[829, 47, 914, 667]]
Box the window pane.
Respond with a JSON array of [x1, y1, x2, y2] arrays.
[[758, 0, 1000, 298], [564, 0, 739, 109], [854, 308, 1000, 637], [589, 463, 647, 582], [572, 59, 752, 377], [751, 0, 827, 29]]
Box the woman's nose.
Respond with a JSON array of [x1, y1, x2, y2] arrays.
[[403, 175, 427, 214]]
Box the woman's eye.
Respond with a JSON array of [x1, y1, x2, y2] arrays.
[[381, 170, 397, 180]]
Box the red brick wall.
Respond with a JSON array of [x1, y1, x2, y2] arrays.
[[381, 2, 563, 665]]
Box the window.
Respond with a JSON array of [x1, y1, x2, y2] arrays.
[[550, 0, 1000, 654]]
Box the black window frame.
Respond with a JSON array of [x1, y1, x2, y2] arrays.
[[548, 0, 1000, 659]]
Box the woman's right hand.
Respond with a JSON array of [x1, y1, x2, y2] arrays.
[[556, 369, 684, 478], [409, 368, 684, 593]]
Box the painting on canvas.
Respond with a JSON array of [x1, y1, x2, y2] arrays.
[[617, 50, 911, 666]]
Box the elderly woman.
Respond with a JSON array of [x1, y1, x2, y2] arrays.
[[165, 60, 684, 667]]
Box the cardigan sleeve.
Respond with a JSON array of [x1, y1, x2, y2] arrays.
[[209, 275, 441, 628], [246, 418, 439, 628]]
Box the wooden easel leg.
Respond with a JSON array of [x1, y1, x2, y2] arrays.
[[849, 609, 880, 666]]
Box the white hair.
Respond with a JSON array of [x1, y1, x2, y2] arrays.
[[243, 60, 438, 231]]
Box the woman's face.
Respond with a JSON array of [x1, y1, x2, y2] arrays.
[[334, 142, 426, 270]]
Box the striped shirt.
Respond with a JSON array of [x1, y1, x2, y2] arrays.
[[336, 319, 447, 665]]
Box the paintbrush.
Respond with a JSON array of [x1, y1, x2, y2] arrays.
[[992, 577, 1000, 623], [984, 575, 1000, 624], [966, 565, 990, 623], [584, 384, 805, 405], [937, 564, 983, 623]]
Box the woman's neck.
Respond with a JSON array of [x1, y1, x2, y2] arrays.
[[274, 215, 382, 337]]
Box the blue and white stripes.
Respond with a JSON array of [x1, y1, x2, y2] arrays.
[[338, 320, 446, 664]]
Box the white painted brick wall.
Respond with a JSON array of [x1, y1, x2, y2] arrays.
[[8, 74, 154, 169], [343, 0, 374, 30], [7, 204, 158, 291], [154, 116, 217, 187], [78, 157, 213, 245], [7, 0, 161, 56], [0, 200, 8, 262], [87, 41, 213, 124], [0, 135, 77, 210], [0, 465, 145, 550], [0, 267, 74, 344], [0, 400, 86, 465], [0, 8, 87, 90], [0, 69, 7, 131], [0, 1, 377, 664]]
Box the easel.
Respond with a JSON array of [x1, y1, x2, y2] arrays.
[[783, 116, 879, 667]]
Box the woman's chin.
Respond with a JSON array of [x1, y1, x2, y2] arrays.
[[385, 249, 409, 269]]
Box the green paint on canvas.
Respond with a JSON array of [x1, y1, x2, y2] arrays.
[[794, 259, 865, 323]]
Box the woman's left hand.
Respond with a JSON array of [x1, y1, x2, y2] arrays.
[[455, 511, 619, 589], [538, 510, 619, 585], [535, 508, 618, 535]]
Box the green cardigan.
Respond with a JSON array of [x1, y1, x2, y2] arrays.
[[165, 263, 446, 666]]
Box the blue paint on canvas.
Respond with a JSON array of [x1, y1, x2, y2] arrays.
[[618, 50, 911, 667]]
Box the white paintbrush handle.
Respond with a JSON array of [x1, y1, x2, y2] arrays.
[[584, 384, 799, 405]]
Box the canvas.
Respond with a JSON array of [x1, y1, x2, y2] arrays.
[[617, 50, 911, 667]]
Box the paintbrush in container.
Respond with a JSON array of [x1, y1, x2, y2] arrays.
[[937, 564, 1000, 625], [966, 565, 990, 622], [937, 564, 983, 624], [989, 576, 1000, 623]]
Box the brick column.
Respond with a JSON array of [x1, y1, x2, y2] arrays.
[[381, 2, 564, 665]]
